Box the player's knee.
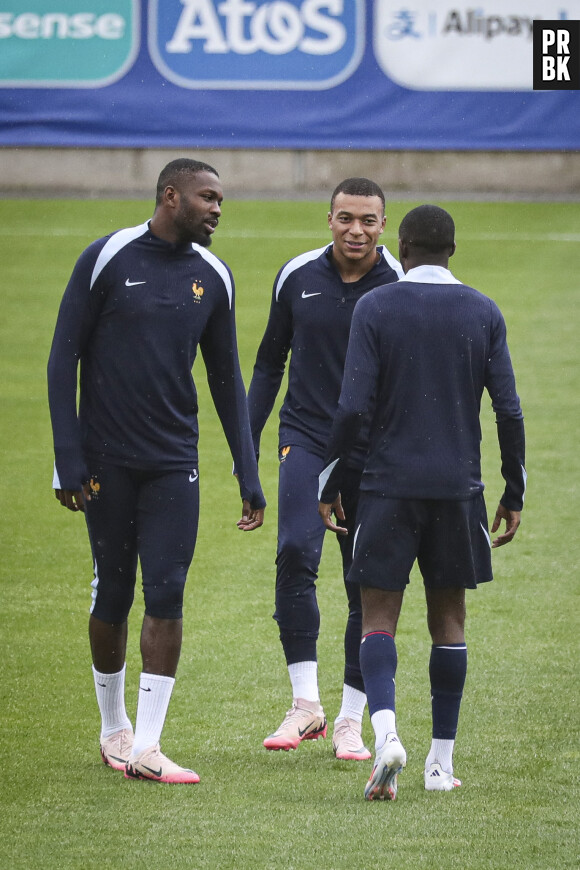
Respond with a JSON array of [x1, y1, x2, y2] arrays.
[[274, 591, 320, 638], [92, 584, 134, 623], [143, 573, 185, 619]]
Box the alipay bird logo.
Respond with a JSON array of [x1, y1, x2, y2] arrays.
[[148, 0, 364, 90]]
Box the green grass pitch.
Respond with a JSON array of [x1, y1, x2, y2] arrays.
[[0, 197, 579, 869]]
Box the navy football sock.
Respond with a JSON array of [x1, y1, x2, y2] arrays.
[[429, 643, 467, 740], [359, 631, 397, 718]]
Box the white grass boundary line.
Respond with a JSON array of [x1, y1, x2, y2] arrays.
[[2, 228, 580, 242]]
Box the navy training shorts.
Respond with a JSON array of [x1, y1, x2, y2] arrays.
[[84, 461, 200, 621], [347, 493, 493, 591]]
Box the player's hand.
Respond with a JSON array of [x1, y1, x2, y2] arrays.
[[54, 484, 91, 513], [237, 500, 264, 531], [491, 504, 521, 547], [318, 495, 347, 535]]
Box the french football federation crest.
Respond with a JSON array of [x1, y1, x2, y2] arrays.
[[89, 477, 101, 499], [192, 281, 204, 300]]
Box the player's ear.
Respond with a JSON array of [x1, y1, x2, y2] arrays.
[[449, 242, 457, 258], [164, 185, 178, 208]]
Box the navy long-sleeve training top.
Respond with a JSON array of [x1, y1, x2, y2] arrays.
[[48, 221, 265, 508], [319, 265, 526, 508], [247, 243, 403, 467]]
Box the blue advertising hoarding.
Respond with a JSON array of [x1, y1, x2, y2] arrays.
[[0, 0, 578, 150]]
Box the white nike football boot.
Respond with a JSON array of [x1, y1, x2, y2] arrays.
[[332, 718, 372, 761], [124, 745, 200, 784], [364, 733, 407, 801], [100, 728, 134, 771], [263, 698, 327, 750]]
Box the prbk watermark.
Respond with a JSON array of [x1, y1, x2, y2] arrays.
[[533, 20, 580, 89]]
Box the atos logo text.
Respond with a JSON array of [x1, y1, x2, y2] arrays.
[[148, 0, 364, 90]]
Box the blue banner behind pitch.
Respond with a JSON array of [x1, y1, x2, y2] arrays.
[[0, 1, 578, 150]]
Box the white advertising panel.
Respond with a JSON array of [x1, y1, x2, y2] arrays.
[[374, 1, 580, 90]]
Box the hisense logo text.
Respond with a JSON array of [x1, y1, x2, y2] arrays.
[[0, 12, 125, 40]]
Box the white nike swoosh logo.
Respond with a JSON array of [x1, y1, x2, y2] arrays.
[[189, 472, 199, 483], [125, 279, 146, 286], [301, 291, 322, 298]]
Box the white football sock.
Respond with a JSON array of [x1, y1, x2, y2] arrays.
[[336, 684, 366, 725], [92, 664, 133, 739], [371, 709, 397, 752], [131, 673, 175, 757], [426, 738, 455, 773], [288, 661, 319, 703]]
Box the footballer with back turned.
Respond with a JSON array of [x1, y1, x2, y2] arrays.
[[319, 204, 525, 800]]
